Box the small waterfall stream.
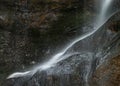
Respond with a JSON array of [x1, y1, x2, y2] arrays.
[[7, 0, 120, 86], [97, 0, 112, 25]]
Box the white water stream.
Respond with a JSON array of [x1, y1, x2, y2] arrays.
[[7, 0, 113, 79]]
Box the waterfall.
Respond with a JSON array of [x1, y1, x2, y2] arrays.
[[7, 0, 114, 80], [96, 0, 112, 25]]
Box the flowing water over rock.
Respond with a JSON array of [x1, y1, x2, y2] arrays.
[[6, 0, 120, 86]]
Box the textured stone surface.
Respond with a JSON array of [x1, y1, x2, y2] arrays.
[[0, 0, 120, 86], [92, 55, 120, 86]]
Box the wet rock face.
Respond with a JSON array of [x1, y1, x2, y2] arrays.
[[0, 0, 86, 86], [5, 72, 82, 86], [0, 0, 84, 30], [109, 20, 120, 32], [0, 0, 120, 86], [91, 55, 120, 86], [4, 55, 120, 86]]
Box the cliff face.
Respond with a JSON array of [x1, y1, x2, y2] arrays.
[[0, 0, 120, 86], [0, 1, 87, 85]]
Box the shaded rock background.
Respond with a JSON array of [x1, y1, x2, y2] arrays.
[[0, 0, 91, 85], [91, 55, 120, 86], [0, 0, 120, 86]]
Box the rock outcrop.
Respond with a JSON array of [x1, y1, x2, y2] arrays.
[[0, 0, 120, 86]]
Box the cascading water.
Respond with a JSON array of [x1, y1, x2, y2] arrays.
[[7, 0, 120, 85], [96, 0, 112, 25]]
